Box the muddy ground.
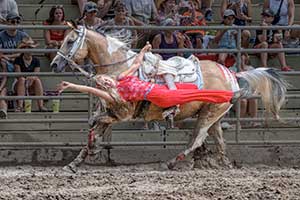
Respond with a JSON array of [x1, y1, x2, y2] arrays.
[[0, 164, 300, 200]]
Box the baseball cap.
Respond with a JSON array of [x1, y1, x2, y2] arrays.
[[261, 9, 275, 17], [84, 1, 98, 13], [6, 12, 21, 21], [223, 9, 236, 17]]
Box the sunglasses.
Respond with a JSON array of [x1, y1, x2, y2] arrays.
[[9, 19, 20, 24]]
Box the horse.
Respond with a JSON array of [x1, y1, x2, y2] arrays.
[[50, 24, 288, 172]]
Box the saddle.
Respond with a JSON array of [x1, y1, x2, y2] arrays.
[[139, 54, 202, 86]]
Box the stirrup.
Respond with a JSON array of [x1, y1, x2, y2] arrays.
[[162, 106, 180, 129], [162, 106, 180, 119]]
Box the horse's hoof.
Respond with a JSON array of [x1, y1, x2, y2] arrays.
[[167, 162, 176, 170], [62, 164, 77, 174]]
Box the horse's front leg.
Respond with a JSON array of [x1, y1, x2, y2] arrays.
[[63, 122, 112, 173]]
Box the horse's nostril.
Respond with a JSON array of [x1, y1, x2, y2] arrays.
[[51, 63, 58, 72]]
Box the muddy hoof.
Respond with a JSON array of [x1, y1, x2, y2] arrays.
[[62, 164, 77, 174], [167, 162, 176, 170]]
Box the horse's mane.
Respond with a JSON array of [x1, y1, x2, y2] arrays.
[[96, 25, 133, 48]]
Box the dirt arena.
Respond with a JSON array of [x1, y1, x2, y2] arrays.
[[0, 164, 300, 200]]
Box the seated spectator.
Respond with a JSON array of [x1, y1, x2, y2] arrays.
[[77, 0, 117, 20], [254, 9, 292, 71], [178, 0, 214, 21], [78, 1, 104, 30], [0, 0, 18, 24], [156, 0, 180, 24], [124, 0, 158, 25], [103, 2, 137, 48], [0, 13, 29, 72], [220, 0, 252, 48], [214, 9, 237, 67], [43, 5, 69, 61], [181, 0, 207, 49], [263, 0, 299, 43], [201, 0, 214, 21], [0, 53, 8, 119], [96, 0, 118, 20], [124, 0, 158, 48], [13, 38, 47, 112], [152, 18, 185, 60]]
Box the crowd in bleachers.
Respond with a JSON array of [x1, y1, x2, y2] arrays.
[[0, 0, 298, 124]]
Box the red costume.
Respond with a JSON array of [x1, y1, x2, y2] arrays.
[[117, 76, 233, 108]]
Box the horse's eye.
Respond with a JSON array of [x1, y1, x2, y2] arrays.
[[67, 40, 74, 45]]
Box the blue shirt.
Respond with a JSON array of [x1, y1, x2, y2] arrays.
[[0, 30, 29, 49]]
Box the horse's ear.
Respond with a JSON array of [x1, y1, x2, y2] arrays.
[[67, 20, 78, 30]]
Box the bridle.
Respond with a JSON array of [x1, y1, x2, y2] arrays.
[[57, 25, 136, 72]]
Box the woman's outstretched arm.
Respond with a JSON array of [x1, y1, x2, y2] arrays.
[[118, 42, 152, 80], [57, 81, 115, 103]]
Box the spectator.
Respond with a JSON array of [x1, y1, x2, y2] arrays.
[[177, 0, 214, 21], [13, 38, 47, 112], [214, 9, 237, 67], [0, 53, 7, 119], [124, 0, 158, 25], [0, 0, 19, 24], [181, 0, 207, 49], [103, 2, 137, 48], [220, 0, 252, 48], [156, 0, 180, 24], [201, 0, 214, 21], [0, 13, 29, 73], [96, 0, 118, 20], [77, 0, 117, 20], [152, 18, 185, 60], [43, 5, 69, 61], [254, 9, 292, 71], [263, 0, 298, 42], [78, 1, 104, 30]]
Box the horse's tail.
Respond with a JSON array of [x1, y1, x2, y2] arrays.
[[236, 68, 289, 120]]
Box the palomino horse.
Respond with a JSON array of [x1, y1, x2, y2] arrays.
[[51, 25, 287, 172]]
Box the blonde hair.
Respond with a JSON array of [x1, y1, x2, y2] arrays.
[[94, 74, 133, 119]]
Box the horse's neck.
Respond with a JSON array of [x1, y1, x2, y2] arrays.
[[93, 36, 137, 75]]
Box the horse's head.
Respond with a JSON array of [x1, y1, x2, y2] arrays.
[[50, 22, 89, 72]]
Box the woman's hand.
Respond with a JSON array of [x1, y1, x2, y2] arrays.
[[57, 81, 73, 93], [141, 42, 152, 53]]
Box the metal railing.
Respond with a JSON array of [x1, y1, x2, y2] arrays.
[[0, 24, 299, 146]]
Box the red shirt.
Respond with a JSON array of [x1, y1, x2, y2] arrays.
[[43, 21, 67, 41], [117, 76, 154, 101]]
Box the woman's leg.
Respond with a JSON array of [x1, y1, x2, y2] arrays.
[[0, 88, 7, 118], [28, 76, 45, 109], [15, 77, 26, 109], [269, 43, 288, 67], [241, 30, 251, 48], [255, 42, 268, 67]]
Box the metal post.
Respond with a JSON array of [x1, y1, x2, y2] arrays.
[[88, 79, 93, 120], [235, 28, 242, 143]]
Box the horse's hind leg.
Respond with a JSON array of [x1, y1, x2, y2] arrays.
[[63, 123, 112, 173], [166, 104, 231, 170]]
